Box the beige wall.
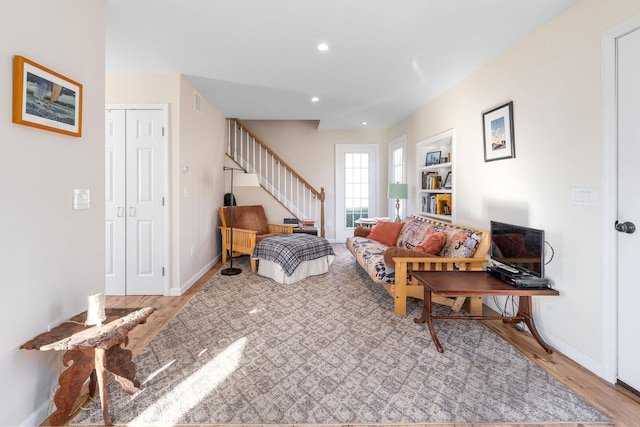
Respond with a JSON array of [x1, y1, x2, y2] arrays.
[[178, 77, 226, 288], [0, 1, 107, 424], [106, 74, 226, 293], [241, 120, 388, 240], [388, 0, 640, 374]]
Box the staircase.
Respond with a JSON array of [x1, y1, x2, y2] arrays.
[[226, 119, 325, 237]]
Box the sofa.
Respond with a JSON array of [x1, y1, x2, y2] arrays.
[[346, 215, 490, 316], [219, 205, 296, 272]]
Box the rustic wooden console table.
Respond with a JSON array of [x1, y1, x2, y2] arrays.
[[411, 271, 559, 353], [20, 306, 156, 426]]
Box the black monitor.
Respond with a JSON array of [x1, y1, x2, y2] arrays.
[[490, 221, 545, 278]]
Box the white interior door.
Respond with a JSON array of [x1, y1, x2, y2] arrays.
[[335, 144, 378, 242], [105, 110, 126, 295], [125, 110, 165, 295], [105, 109, 165, 296], [617, 27, 640, 393]]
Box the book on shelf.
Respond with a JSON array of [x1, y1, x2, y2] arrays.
[[421, 171, 442, 190], [435, 194, 452, 215], [421, 194, 437, 214]]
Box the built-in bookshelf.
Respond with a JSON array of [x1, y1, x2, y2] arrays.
[[416, 129, 455, 222]]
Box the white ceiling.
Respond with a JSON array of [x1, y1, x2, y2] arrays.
[[106, 0, 579, 130]]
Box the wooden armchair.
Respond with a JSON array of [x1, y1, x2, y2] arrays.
[[218, 205, 295, 272]]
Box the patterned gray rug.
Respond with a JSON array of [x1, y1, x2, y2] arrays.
[[74, 244, 609, 425]]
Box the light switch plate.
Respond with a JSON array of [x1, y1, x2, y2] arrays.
[[570, 186, 596, 206], [73, 189, 90, 210]]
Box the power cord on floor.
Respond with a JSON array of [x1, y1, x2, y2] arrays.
[[491, 295, 525, 332]]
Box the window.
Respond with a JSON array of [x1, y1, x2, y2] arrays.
[[389, 136, 407, 218], [335, 144, 378, 241], [345, 152, 370, 227]]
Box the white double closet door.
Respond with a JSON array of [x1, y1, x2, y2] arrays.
[[105, 109, 165, 295]]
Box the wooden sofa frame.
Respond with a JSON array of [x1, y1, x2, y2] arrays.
[[387, 215, 490, 316], [219, 205, 295, 272]]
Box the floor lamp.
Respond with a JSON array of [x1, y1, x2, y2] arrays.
[[222, 166, 260, 276], [388, 183, 408, 222]]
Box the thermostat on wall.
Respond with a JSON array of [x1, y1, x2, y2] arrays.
[[73, 189, 90, 210]]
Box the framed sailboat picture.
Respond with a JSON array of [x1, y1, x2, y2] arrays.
[[12, 55, 83, 137], [482, 100, 514, 162]]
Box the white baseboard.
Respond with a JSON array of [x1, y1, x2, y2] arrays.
[[170, 256, 219, 296], [483, 297, 607, 382], [539, 329, 606, 381]]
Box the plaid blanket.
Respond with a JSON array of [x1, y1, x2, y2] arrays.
[[252, 234, 335, 277]]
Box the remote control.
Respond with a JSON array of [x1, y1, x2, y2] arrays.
[[494, 263, 520, 274]]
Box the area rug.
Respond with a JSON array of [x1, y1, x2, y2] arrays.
[[73, 244, 610, 425]]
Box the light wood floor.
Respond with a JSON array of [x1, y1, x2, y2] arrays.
[[58, 260, 640, 427]]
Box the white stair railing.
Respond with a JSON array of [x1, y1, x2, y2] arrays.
[[226, 119, 326, 237]]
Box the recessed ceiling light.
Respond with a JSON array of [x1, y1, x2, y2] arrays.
[[361, 121, 368, 126], [311, 97, 319, 103], [317, 43, 329, 51]]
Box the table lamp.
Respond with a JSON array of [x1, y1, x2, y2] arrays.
[[86, 292, 106, 327], [388, 183, 408, 222]]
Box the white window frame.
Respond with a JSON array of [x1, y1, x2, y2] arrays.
[[388, 136, 407, 219], [335, 144, 379, 241]]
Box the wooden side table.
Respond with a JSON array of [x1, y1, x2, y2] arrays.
[[20, 307, 156, 426], [411, 271, 559, 353], [354, 218, 377, 228]]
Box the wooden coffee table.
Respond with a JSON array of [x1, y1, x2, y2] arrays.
[[20, 307, 155, 426], [411, 271, 559, 353]]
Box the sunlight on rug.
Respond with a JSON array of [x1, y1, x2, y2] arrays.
[[73, 244, 610, 425], [129, 337, 246, 424]]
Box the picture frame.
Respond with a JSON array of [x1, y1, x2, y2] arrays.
[[12, 55, 83, 137], [443, 171, 452, 189], [425, 150, 441, 166], [482, 101, 514, 162]]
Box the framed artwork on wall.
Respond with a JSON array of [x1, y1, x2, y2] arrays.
[[425, 150, 441, 166], [482, 101, 514, 162], [12, 55, 83, 137], [443, 171, 452, 189]]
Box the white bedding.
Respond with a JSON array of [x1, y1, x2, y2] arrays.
[[256, 254, 335, 284]]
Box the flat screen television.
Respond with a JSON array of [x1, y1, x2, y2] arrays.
[[490, 221, 545, 278]]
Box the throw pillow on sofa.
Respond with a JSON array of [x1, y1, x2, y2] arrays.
[[367, 221, 404, 246], [414, 231, 447, 255], [441, 230, 482, 258], [395, 218, 443, 250]]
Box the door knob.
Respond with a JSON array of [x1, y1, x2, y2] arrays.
[[615, 220, 636, 234]]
